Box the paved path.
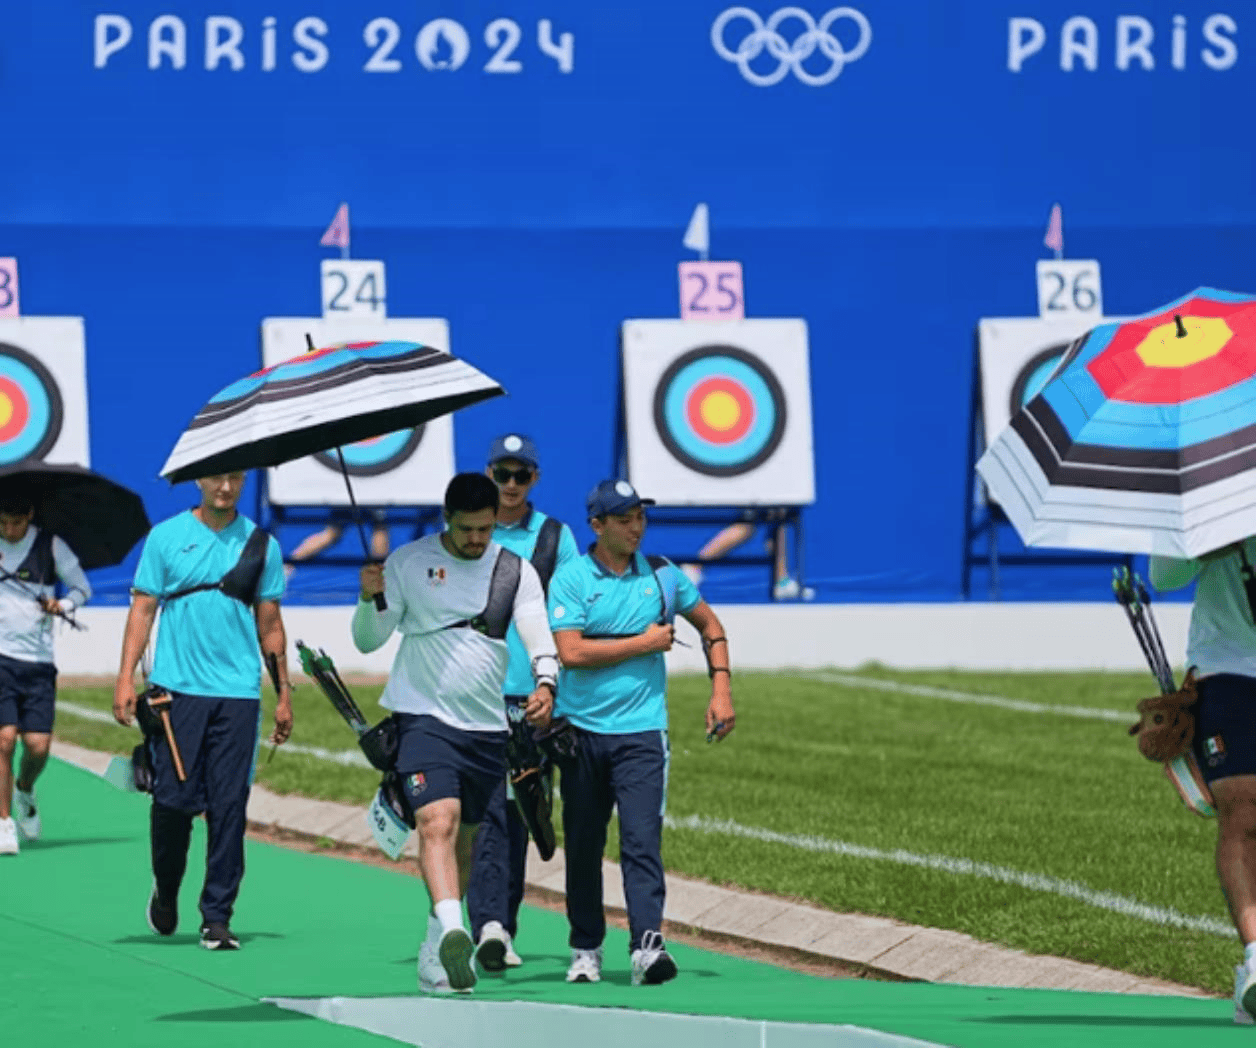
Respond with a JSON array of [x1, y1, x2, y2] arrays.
[[52, 740, 1211, 999]]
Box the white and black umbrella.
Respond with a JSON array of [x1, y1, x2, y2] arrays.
[[977, 288, 1256, 558], [161, 339, 503, 482], [160, 338, 505, 606]]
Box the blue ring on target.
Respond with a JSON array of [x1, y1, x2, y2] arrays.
[[652, 345, 787, 478], [0, 343, 63, 466], [313, 424, 426, 478], [1009, 343, 1071, 419]]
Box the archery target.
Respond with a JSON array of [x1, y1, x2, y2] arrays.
[[978, 315, 1131, 448], [261, 317, 454, 505], [0, 318, 89, 467], [622, 319, 814, 505]]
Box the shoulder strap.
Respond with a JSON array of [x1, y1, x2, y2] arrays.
[[645, 554, 677, 624], [530, 517, 564, 594], [164, 526, 271, 606], [15, 529, 56, 586], [439, 548, 524, 641]]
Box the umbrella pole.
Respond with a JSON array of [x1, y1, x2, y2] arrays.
[[333, 446, 388, 612]]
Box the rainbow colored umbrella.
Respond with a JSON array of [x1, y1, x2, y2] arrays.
[[977, 288, 1256, 558], [160, 340, 503, 483]]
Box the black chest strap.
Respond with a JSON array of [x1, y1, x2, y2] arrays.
[[13, 529, 56, 587], [440, 548, 523, 641], [163, 526, 271, 607], [530, 517, 564, 594], [584, 555, 674, 639]]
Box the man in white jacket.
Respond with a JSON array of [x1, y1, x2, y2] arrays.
[[353, 472, 558, 995], [1153, 542, 1256, 1024], [0, 487, 91, 855]]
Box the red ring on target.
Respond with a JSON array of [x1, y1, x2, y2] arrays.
[[685, 377, 755, 444], [0, 377, 31, 444]]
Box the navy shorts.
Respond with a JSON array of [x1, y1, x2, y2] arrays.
[[1191, 674, 1256, 784], [0, 654, 56, 733], [395, 713, 508, 825]]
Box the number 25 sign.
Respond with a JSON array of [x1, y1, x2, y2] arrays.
[[679, 261, 744, 322]]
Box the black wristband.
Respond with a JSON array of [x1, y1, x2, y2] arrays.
[[709, 667, 731, 679]]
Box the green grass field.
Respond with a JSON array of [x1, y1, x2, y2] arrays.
[[49, 667, 1238, 995]]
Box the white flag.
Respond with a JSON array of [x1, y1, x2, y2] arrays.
[[683, 203, 709, 255]]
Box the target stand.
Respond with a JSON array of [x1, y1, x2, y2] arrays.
[[962, 319, 1133, 598], [256, 318, 455, 573], [614, 319, 815, 600]]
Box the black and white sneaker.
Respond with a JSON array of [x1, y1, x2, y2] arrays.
[[199, 922, 241, 951], [146, 884, 178, 936], [631, 930, 678, 986]]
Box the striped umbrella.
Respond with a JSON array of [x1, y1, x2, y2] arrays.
[[160, 339, 504, 483], [977, 288, 1256, 559]]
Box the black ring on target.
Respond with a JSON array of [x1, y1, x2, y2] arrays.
[[652, 345, 788, 478], [313, 424, 426, 478], [0, 342, 64, 465], [1009, 342, 1071, 419]]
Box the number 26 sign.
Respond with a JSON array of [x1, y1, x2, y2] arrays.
[[679, 261, 744, 322]]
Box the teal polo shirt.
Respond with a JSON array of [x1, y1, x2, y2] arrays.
[[493, 506, 579, 696], [133, 510, 286, 699], [547, 550, 701, 734]]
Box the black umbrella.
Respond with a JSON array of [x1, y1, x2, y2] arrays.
[[0, 462, 150, 571]]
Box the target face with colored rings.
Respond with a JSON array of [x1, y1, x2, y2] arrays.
[[0, 343, 63, 465], [313, 425, 425, 478], [652, 346, 787, 477]]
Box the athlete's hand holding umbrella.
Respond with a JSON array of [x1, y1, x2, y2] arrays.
[[159, 337, 506, 609]]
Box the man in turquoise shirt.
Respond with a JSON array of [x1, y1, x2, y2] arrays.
[[113, 471, 291, 952], [467, 434, 578, 972], [548, 479, 735, 987]]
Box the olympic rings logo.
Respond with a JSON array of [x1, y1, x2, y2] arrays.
[[711, 6, 872, 86]]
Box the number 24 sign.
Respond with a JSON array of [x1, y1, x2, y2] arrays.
[[679, 261, 744, 322]]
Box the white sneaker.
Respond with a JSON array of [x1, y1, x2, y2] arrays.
[[631, 930, 678, 986], [14, 786, 39, 840], [504, 935, 522, 968], [1235, 963, 1256, 1024], [418, 941, 452, 994], [566, 947, 602, 983], [774, 577, 800, 600], [0, 816, 18, 855], [475, 921, 510, 974], [438, 927, 477, 992]]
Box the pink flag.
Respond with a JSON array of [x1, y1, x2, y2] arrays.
[[1043, 203, 1063, 255], [320, 203, 350, 249]]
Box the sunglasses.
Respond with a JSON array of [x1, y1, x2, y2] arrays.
[[492, 466, 535, 485]]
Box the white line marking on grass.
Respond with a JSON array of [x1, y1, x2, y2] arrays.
[[56, 701, 374, 769], [664, 813, 1235, 938], [810, 672, 1130, 723]]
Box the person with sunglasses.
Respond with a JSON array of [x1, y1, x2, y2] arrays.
[[467, 434, 579, 973]]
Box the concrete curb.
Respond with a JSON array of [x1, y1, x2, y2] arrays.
[[52, 740, 1213, 999]]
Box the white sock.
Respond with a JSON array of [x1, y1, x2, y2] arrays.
[[434, 898, 464, 936], [1244, 942, 1256, 970]]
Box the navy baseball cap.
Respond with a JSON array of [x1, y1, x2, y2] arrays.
[[487, 433, 539, 469], [586, 479, 656, 518]]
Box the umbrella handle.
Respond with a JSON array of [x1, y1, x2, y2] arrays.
[[330, 444, 389, 612]]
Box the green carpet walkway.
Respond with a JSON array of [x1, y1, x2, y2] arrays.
[[0, 758, 1244, 1047]]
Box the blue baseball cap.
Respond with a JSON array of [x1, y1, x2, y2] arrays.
[[586, 479, 656, 518], [487, 433, 539, 469]]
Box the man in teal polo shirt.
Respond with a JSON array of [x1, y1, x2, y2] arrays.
[[467, 433, 579, 972], [548, 479, 735, 986], [113, 471, 292, 951]]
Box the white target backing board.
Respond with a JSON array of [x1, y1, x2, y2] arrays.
[[0, 317, 89, 467], [261, 317, 454, 506], [621, 319, 814, 505], [978, 314, 1132, 447]]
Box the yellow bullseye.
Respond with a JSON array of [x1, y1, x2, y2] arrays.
[[1136, 316, 1232, 368], [0, 394, 15, 429], [699, 390, 742, 432]]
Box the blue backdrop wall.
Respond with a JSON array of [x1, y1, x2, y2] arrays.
[[2, 1, 1251, 603]]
